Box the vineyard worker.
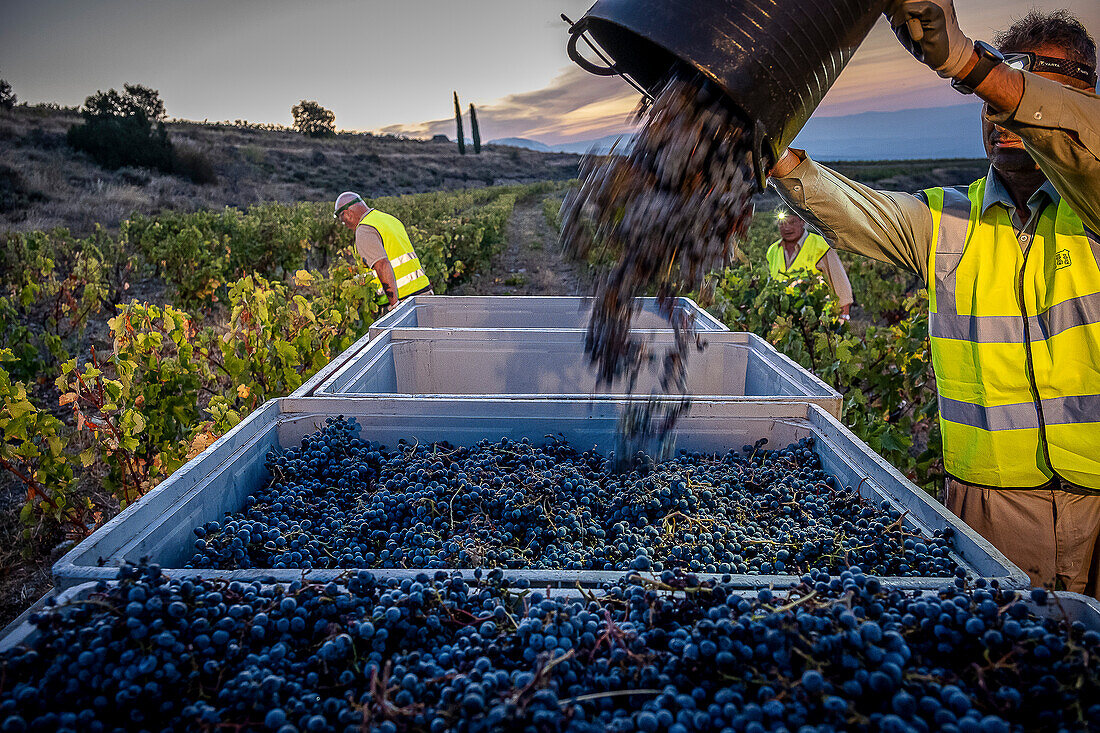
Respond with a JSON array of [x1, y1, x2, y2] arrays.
[[334, 192, 432, 309], [767, 209, 854, 318], [768, 6, 1100, 597]]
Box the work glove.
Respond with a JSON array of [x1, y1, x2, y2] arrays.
[[885, 0, 974, 79]]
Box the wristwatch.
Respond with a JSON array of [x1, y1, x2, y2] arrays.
[[951, 41, 1005, 95]]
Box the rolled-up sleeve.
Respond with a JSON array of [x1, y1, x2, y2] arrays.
[[354, 225, 387, 267], [986, 72, 1100, 233], [817, 249, 854, 308], [770, 153, 934, 282]]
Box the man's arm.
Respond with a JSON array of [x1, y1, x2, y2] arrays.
[[978, 68, 1100, 232], [883, 0, 1100, 231], [355, 225, 398, 304], [817, 249, 854, 315], [769, 151, 935, 281], [372, 259, 399, 305]]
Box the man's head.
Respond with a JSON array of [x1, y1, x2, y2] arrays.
[[777, 210, 805, 243], [334, 191, 369, 230], [983, 10, 1097, 174]]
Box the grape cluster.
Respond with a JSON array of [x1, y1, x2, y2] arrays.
[[3, 562, 1098, 732], [186, 417, 956, 578]]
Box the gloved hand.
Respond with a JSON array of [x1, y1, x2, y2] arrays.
[[885, 0, 974, 79]]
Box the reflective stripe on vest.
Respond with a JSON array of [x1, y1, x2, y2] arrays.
[[766, 233, 831, 279], [357, 209, 431, 299], [926, 178, 1100, 489]]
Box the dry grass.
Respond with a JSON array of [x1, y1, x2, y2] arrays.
[[0, 105, 580, 236]]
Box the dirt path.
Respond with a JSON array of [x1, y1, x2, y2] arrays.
[[451, 193, 595, 296]]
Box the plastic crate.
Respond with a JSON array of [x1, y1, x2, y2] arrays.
[[53, 398, 1027, 590], [368, 295, 728, 338], [314, 329, 842, 418]]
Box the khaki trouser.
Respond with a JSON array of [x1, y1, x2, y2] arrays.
[[945, 480, 1100, 599]]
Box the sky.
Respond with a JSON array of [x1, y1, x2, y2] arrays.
[[2, 0, 1098, 146]]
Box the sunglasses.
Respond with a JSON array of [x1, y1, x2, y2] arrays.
[[1003, 52, 1097, 87]]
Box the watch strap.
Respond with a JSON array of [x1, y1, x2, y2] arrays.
[[955, 44, 1002, 94]]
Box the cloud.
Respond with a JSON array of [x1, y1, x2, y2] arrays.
[[380, 66, 641, 145], [380, 0, 1100, 144]]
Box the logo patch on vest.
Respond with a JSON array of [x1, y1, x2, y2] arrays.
[[1055, 249, 1072, 269]]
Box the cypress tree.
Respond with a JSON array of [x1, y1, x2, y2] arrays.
[[469, 103, 481, 154], [453, 92, 466, 155]]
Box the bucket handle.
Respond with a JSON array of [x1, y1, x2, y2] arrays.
[[564, 15, 655, 102], [564, 15, 620, 77], [750, 119, 770, 192]]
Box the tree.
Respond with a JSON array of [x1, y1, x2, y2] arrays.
[[81, 84, 166, 121], [123, 83, 166, 121], [67, 85, 173, 172], [291, 100, 335, 138], [0, 78, 15, 111], [453, 92, 466, 155], [469, 103, 481, 154]]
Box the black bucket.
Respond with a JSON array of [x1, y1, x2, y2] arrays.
[[566, 0, 889, 186]]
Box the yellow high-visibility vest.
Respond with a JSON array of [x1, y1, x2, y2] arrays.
[[357, 209, 431, 300], [766, 234, 831, 280], [926, 178, 1100, 489]]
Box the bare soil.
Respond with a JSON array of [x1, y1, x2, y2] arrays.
[[451, 194, 594, 297]]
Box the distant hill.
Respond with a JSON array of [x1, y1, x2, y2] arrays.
[[498, 102, 987, 161], [551, 135, 632, 155], [0, 106, 580, 236], [793, 103, 986, 160], [488, 137, 552, 152], [490, 134, 631, 156]]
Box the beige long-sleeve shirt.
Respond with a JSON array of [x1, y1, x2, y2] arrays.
[[354, 222, 387, 267], [770, 72, 1100, 279]]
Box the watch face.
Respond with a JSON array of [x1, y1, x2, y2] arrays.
[[974, 40, 1005, 63]]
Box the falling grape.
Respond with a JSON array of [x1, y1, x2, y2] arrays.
[[561, 74, 756, 456]]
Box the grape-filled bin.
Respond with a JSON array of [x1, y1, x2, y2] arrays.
[[367, 295, 728, 338], [52, 398, 1027, 591], [314, 329, 842, 418], [3, 580, 1095, 655]]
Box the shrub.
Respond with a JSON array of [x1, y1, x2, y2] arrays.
[[291, 100, 335, 138], [0, 78, 14, 111], [58, 304, 206, 505], [1, 350, 84, 538], [0, 226, 130, 372], [710, 266, 941, 492], [172, 143, 218, 184], [67, 86, 174, 172], [121, 83, 166, 122]]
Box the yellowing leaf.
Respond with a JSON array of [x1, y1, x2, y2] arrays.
[[293, 270, 315, 287], [237, 384, 250, 400], [187, 431, 217, 460]]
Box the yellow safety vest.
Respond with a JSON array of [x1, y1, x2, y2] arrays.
[[357, 209, 431, 300], [766, 234, 831, 279], [926, 178, 1100, 489]]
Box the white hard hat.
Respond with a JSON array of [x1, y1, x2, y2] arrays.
[[334, 191, 365, 216]]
